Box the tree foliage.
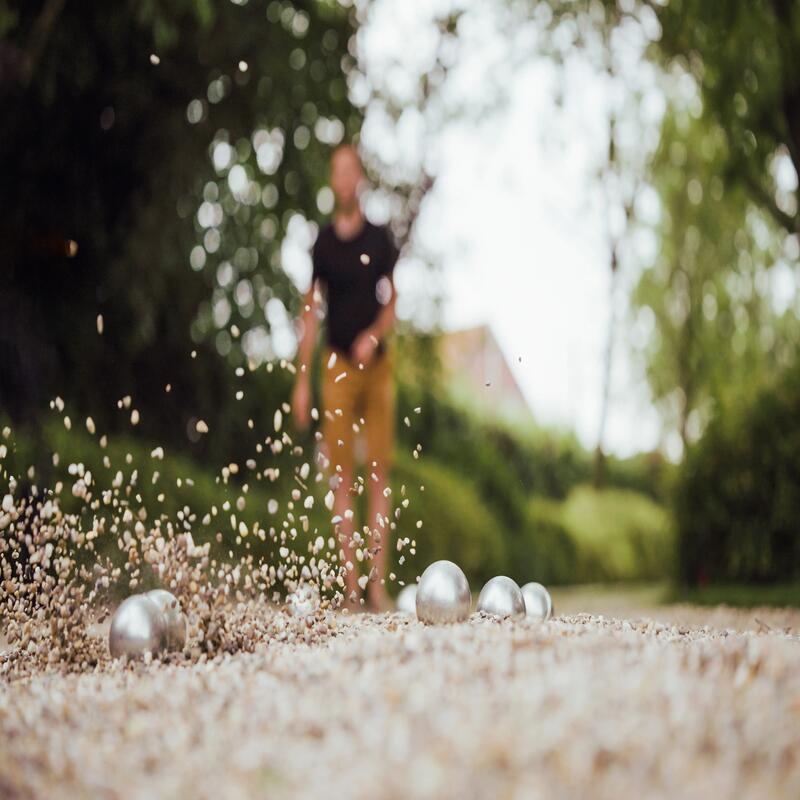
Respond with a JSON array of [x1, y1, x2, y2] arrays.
[[633, 107, 796, 446], [675, 361, 800, 584], [652, 0, 800, 235], [0, 0, 357, 460], [535, 0, 800, 449]]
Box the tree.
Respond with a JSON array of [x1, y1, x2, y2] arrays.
[[513, 0, 661, 480], [534, 0, 800, 451], [540, 0, 800, 235], [632, 105, 792, 450], [652, 0, 800, 236], [0, 0, 357, 461]]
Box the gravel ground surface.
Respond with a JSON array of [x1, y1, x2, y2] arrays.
[[2, 605, 800, 800]]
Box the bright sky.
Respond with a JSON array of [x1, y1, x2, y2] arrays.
[[282, 0, 666, 457], [358, 0, 666, 457]]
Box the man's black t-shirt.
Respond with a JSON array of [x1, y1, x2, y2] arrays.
[[311, 219, 399, 357]]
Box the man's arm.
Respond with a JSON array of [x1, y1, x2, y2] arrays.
[[352, 278, 396, 366], [291, 282, 320, 430], [368, 281, 396, 341]]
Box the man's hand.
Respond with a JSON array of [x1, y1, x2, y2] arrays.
[[292, 375, 311, 431], [352, 329, 378, 367]]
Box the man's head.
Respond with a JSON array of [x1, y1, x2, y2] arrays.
[[330, 143, 364, 212]]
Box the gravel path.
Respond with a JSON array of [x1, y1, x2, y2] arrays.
[[2, 607, 800, 800]]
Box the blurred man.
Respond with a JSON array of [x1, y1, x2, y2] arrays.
[[292, 143, 399, 611]]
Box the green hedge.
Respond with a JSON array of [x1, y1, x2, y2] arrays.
[[520, 486, 673, 585], [390, 453, 508, 590], [2, 401, 674, 595], [512, 496, 578, 586], [396, 370, 671, 509], [675, 366, 800, 585], [1, 417, 297, 578], [1, 418, 510, 596]]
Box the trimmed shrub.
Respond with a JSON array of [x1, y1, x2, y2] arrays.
[[520, 486, 673, 584], [513, 497, 578, 585], [675, 366, 800, 585], [390, 453, 508, 591], [559, 486, 673, 582], [1, 419, 509, 596]]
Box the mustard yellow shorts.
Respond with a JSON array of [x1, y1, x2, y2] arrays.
[[321, 345, 395, 476]]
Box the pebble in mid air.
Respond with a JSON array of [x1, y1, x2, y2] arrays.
[[109, 594, 168, 659], [286, 584, 320, 618], [395, 583, 417, 615], [477, 576, 526, 621], [521, 582, 553, 621], [415, 560, 471, 624], [146, 589, 187, 650]]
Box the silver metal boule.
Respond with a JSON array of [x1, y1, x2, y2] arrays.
[[109, 594, 167, 659], [416, 560, 470, 624], [477, 576, 526, 620], [521, 581, 553, 621], [146, 589, 187, 650], [395, 584, 417, 615]]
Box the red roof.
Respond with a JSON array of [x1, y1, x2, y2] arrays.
[[439, 325, 532, 420]]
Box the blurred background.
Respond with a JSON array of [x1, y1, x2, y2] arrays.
[[2, 0, 800, 607]]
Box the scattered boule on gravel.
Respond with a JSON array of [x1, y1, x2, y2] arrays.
[[416, 560, 471, 624], [477, 576, 526, 620], [521, 581, 553, 621], [146, 589, 187, 651], [109, 594, 168, 660]]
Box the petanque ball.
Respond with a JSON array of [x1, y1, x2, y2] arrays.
[[146, 589, 187, 651], [477, 576, 525, 621], [521, 581, 553, 621], [416, 560, 471, 624], [109, 594, 168, 659]]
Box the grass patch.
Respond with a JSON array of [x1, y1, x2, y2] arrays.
[[666, 583, 800, 608]]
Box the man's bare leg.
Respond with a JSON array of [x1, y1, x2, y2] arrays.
[[333, 469, 359, 607], [367, 465, 391, 611]]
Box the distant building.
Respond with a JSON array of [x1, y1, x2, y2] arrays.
[[439, 324, 532, 421]]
